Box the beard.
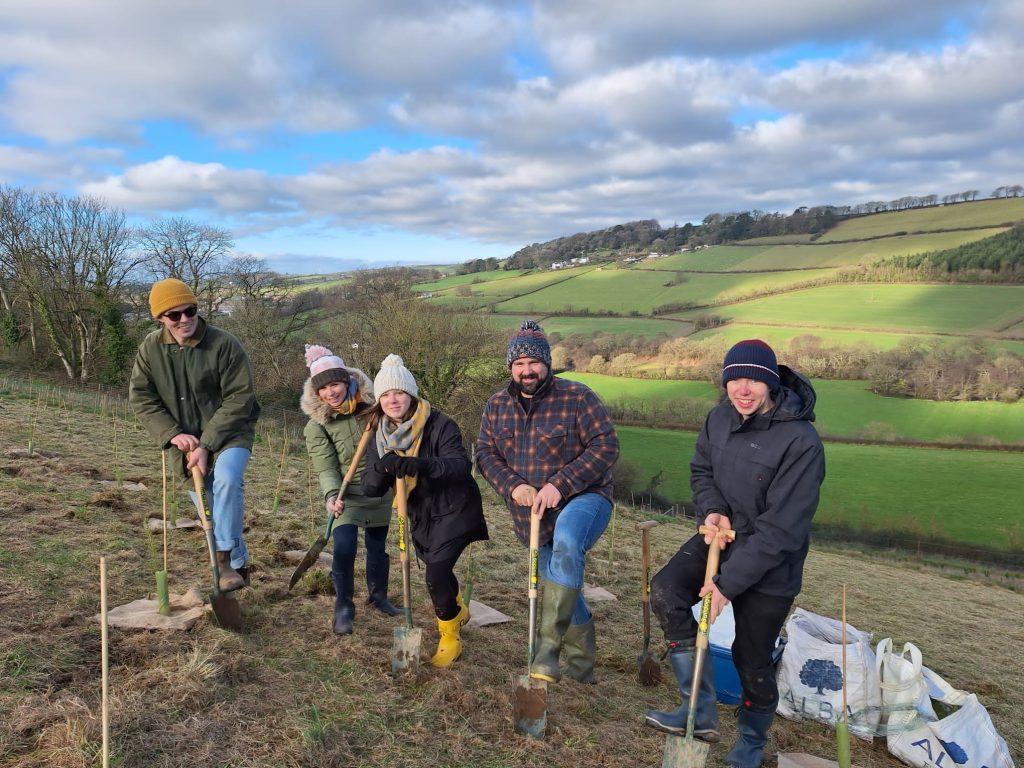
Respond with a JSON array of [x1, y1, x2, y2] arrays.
[[516, 374, 541, 394]]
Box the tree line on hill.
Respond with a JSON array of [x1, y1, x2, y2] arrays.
[[502, 186, 1024, 270]]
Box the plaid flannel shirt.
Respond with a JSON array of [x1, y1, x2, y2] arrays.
[[476, 376, 619, 546]]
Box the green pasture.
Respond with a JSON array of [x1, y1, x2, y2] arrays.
[[689, 322, 1024, 356], [412, 269, 526, 292], [616, 426, 1024, 549], [495, 267, 831, 315], [737, 234, 815, 245], [431, 265, 594, 306], [818, 198, 1024, 242], [642, 246, 769, 271], [676, 283, 1024, 334], [732, 229, 1006, 270], [542, 315, 692, 339], [569, 372, 1024, 444]]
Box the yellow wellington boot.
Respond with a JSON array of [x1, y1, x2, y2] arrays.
[[430, 613, 464, 668]]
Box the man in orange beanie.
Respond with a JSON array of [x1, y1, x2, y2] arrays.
[[130, 278, 261, 591]]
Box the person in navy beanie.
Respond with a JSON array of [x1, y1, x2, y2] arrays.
[[645, 339, 825, 768]]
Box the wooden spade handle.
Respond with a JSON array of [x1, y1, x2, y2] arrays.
[[636, 520, 660, 531], [698, 524, 736, 543], [337, 423, 374, 498]]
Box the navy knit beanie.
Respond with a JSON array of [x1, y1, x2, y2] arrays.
[[722, 339, 780, 389], [507, 319, 552, 368]]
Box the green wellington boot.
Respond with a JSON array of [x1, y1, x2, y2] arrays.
[[529, 580, 579, 683], [562, 619, 597, 684]]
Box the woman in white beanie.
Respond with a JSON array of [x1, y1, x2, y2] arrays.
[[300, 344, 400, 635], [361, 354, 489, 668]]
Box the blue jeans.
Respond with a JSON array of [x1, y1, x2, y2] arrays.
[[188, 446, 250, 569], [538, 492, 612, 625]]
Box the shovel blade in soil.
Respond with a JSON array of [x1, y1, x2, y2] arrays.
[[662, 733, 710, 768], [391, 627, 422, 676], [639, 652, 663, 686], [288, 535, 328, 591], [512, 674, 547, 739], [210, 593, 243, 632]]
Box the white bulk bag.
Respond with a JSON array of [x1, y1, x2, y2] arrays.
[[876, 638, 938, 742], [776, 608, 880, 740], [888, 693, 1014, 768]]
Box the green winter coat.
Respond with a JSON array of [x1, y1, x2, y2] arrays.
[[128, 318, 260, 477], [301, 368, 392, 528]]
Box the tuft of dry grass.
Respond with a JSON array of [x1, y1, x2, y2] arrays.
[[1, 379, 1021, 768]]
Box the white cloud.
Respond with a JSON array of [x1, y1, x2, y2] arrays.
[[2, 1, 1024, 255]]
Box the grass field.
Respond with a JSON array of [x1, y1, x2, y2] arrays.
[[5, 378, 1023, 765], [431, 265, 594, 307], [643, 246, 770, 271], [616, 426, 1024, 550], [566, 373, 1024, 445], [412, 269, 527, 292], [675, 283, 1024, 334], [1, 377, 1022, 767], [817, 198, 1024, 242], [730, 229, 1007, 270], [688, 322, 1024, 355], [495, 267, 833, 315]]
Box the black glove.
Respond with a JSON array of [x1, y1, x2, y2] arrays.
[[374, 452, 402, 475], [396, 456, 429, 477]]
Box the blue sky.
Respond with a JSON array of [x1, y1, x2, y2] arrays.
[[1, 1, 1021, 273]]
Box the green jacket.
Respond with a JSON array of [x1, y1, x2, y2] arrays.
[[300, 368, 392, 528], [129, 318, 260, 476]]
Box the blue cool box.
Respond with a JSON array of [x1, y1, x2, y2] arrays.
[[691, 602, 785, 705]]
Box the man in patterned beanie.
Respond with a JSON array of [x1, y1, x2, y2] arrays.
[[477, 320, 619, 684]]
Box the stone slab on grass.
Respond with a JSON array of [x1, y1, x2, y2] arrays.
[[99, 480, 148, 491], [283, 549, 333, 567], [96, 587, 209, 631], [778, 754, 865, 768], [465, 600, 512, 628], [147, 517, 202, 532], [582, 583, 617, 602]]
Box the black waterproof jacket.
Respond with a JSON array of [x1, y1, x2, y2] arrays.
[[362, 411, 489, 564], [691, 365, 825, 600]]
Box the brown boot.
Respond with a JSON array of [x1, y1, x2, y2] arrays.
[[216, 551, 245, 592]]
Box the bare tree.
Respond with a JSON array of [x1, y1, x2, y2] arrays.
[[0, 188, 140, 379], [138, 216, 233, 314], [217, 255, 318, 394]]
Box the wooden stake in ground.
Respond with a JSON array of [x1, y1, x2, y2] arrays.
[[836, 584, 852, 768], [99, 556, 110, 768], [156, 451, 171, 616]]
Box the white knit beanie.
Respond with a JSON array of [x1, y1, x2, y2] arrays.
[[373, 354, 418, 400]]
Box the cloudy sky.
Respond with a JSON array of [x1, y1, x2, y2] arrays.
[[1, 1, 1022, 272]]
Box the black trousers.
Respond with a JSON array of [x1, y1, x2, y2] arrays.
[[424, 539, 469, 622], [650, 534, 793, 712]]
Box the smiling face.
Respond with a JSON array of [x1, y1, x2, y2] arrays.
[[157, 303, 198, 344], [510, 357, 549, 395], [726, 378, 773, 419], [380, 389, 413, 422], [317, 381, 348, 409]]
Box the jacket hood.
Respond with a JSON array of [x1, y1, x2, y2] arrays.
[[773, 364, 816, 422], [300, 367, 375, 425]]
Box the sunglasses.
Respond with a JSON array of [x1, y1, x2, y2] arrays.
[[162, 305, 198, 322]]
